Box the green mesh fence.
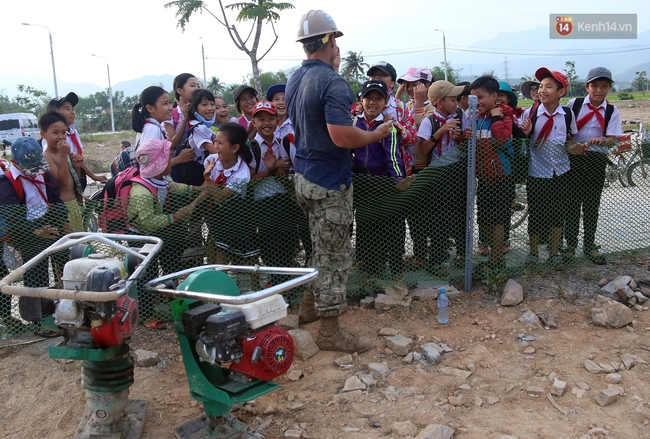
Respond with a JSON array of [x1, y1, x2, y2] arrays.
[[2, 130, 650, 338]]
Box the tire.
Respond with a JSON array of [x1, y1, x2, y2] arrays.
[[627, 159, 650, 187], [616, 156, 629, 187]]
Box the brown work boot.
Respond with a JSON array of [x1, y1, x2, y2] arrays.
[[298, 290, 319, 323], [316, 316, 373, 353]]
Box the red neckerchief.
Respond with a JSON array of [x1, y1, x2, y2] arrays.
[[214, 170, 227, 187], [144, 119, 168, 139], [18, 175, 51, 205], [432, 112, 450, 157], [535, 112, 555, 148], [576, 103, 605, 132], [67, 129, 83, 156]]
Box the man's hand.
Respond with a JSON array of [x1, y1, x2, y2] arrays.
[[373, 120, 394, 141]]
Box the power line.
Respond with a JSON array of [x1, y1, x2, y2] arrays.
[[205, 44, 650, 61]]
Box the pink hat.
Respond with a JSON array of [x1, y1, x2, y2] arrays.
[[136, 139, 171, 178], [535, 67, 569, 90], [397, 67, 434, 84]]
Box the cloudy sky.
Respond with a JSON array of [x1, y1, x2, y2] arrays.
[[2, 0, 648, 96]]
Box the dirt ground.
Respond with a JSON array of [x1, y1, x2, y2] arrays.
[[0, 101, 649, 439]]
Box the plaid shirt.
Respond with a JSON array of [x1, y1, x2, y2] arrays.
[[110, 146, 138, 177]]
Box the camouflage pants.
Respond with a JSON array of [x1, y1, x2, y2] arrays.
[[294, 173, 353, 317]]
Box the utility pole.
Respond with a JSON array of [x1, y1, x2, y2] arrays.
[[503, 57, 509, 84]]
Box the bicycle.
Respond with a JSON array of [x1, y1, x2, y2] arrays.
[[624, 121, 650, 187], [602, 121, 648, 187]]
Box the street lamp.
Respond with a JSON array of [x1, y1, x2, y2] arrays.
[[434, 29, 448, 82], [91, 54, 115, 132], [22, 23, 58, 97], [200, 37, 207, 87]]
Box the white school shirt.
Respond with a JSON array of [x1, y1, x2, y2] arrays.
[[188, 121, 216, 164], [252, 133, 288, 201], [66, 127, 83, 155], [417, 109, 468, 162], [135, 118, 167, 147], [9, 164, 49, 220], [274, 118, 294, 143], [528, 103, 578, 179], [206, 154, 250, 198], [567, 96, 622, 154]]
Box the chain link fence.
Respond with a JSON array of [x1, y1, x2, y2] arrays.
[[2, 123, 649, 338]]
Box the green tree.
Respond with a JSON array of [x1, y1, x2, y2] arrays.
[[14, 85, 49, 115], [563, 61, 580, 97], [632, 71, 648, 92], [256, 70, 288, 96], [207, 76, 226, 96], [165, 0, 294, 94], [340, 51, 369, 83], [431, 62, 461, 84]]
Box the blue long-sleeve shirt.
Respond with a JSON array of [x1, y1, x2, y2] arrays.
[[352, 115, 404, 183]]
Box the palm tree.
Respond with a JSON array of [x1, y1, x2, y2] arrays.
[[340, 51, 369, 83], [207, 76, 226, 96], [165, 0, 294, 94]]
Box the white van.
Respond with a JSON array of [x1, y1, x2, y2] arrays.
[[0, 113, 40, 144]]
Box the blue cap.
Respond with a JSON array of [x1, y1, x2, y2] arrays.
[[266, 83, 286, 101], [11, 137, 47, 168]]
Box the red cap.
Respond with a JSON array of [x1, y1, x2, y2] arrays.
[[252, 100, 277, 116], [535, 67, 569, 90]]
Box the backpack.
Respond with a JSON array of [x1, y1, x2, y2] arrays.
[[426, 107, 465, 165], [96, 167, 158, 234], [3, 171, 26, 202], [249, 138, 291, 174], [570, 97, 615, 136], [170, 124, 209, 186]]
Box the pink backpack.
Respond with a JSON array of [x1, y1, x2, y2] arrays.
[[97, 167, 157, 234]]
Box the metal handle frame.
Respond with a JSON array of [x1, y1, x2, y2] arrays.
[[145, 265, 318, 305], [0, 233, 163, 302]]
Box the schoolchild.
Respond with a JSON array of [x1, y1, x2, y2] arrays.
[[564, 67, 622, 264], [519, 67, 582, 268], [496, 81, 524, 120], [519, 80, 541, 124], [0, 137, 68, 291], [111, 86, 191, 176], [469, 76, 515, 273], [352, 80, 407, 282], [396, 67, 435, 173], [39, 111, 83, 232], [364, 62, 418, 174], [164, 73, 200, 139], [127, 138, 209, 317], [170, 89, 219, 186], [46, 92, 108, 191], [203, 123, 260, 269], [214, 96, 232, 128], [266, 84, 293, 142], [249, 100, 296, 284], [417, 81, 470, 271], [456, 82, 471, 113], [233, 84, 259, 138]]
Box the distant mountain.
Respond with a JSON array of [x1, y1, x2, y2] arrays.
[[450, 27, 650, 89], [112, 75, 176, 98]]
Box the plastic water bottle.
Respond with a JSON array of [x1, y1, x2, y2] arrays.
[[437, 288, 449, 324]]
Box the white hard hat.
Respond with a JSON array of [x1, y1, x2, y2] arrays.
[[296, 10, 343, 42]]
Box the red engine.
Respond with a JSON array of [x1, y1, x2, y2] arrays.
[[90, 295, 138, 347], [231, 326, 294, 382]]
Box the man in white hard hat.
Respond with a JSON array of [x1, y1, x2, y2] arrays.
[[286, 10, 392, 354]]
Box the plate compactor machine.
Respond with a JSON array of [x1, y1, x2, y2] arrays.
[[144, 264, 317, 439], [0, 232, 317, 439]]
